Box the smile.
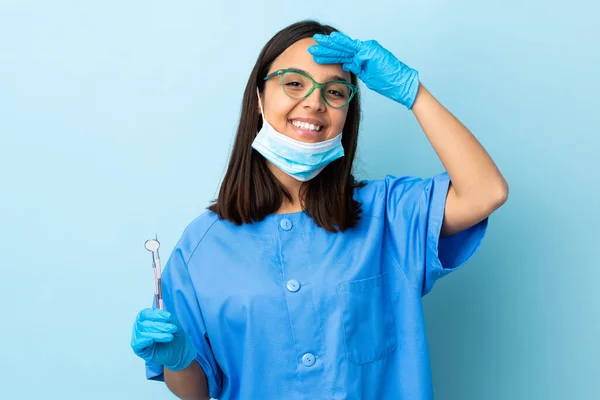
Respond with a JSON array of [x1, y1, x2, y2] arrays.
[[291, 120, 322, 132]]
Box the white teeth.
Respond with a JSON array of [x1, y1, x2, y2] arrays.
[[291, 120, 321, 132]]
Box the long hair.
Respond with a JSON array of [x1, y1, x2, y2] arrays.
[[208, 20, 365, 233]]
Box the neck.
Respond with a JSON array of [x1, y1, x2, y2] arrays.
[[268, 163, 305, 214]]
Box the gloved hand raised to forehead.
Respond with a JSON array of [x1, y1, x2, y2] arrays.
[[131, 308, 197, 371], [308, 32, 420, 109]]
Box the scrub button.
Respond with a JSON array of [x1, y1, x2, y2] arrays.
[[280, 218, 293, 231], [286, 279, 300, 292], [301, 353, 316, 367]]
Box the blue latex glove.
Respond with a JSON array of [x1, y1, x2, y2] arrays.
[[131, 308, 197, 371], [308, 32, 420, 109]]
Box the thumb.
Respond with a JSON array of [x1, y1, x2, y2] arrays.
[[342, 60, 361, 77]]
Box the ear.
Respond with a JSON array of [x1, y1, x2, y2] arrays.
[[256, 91, 264, 115]]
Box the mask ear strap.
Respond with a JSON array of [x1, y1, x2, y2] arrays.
[[256, 88, 265, 116]]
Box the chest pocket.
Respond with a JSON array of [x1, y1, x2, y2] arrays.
[[336, 272, 398, 365]]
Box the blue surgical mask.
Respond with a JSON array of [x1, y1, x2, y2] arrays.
[[251, 88, 345, 182]]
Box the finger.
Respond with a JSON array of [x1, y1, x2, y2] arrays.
[[328, 31, 362, 52], [137, 320, 178, 334], [313, 34, 356, 53], [137, 308, 172, 323], [136, 331, 175, 343], [312, 56, 354, 66], [148, 332, 174, 343], [308, 45, 353, 59]]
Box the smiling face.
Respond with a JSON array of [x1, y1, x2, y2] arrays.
[[259, 38, 351, 143]]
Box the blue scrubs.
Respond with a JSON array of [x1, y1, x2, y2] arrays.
[[145, 172, 487, 399]]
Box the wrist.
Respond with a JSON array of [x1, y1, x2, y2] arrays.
[[401, 69, 420, 110]]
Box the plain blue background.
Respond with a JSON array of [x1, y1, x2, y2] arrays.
[[1, 1, 598, 399]]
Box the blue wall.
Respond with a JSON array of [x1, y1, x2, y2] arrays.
[[1, 1, 598, 398]]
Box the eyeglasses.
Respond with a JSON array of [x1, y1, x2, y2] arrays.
[[263, 68, 358, 108]]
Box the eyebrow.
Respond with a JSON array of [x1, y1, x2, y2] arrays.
[[289, 67, 350, 83]]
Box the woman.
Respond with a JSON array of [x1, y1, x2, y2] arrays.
[[131, 20, 508, 400]]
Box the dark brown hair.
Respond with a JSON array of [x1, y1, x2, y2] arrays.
[[208, 20, 365, 233]]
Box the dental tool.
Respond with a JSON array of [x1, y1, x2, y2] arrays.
[[144, 236, 164, 310]]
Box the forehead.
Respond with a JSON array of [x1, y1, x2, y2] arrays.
[[269, 37, 351, 82]]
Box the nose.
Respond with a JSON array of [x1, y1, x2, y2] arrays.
[[302, 86, 325, 112]]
